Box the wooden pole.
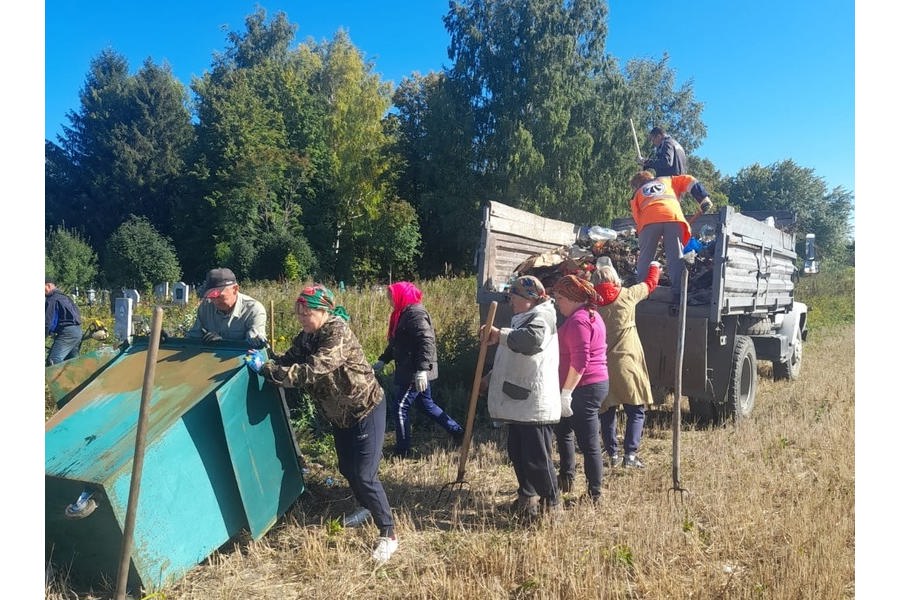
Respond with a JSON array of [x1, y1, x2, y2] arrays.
[[455, 301, 497, 482], [114, 305, 164, 600]]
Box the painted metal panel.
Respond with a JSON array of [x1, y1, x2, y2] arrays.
[[45, 338, 304, 591], [217, 366, 304, 538]]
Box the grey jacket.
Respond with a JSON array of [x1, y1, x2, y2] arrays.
[[487, 299, 561, 424]]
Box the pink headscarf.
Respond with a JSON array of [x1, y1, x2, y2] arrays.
[[387, 282, 423, 340]]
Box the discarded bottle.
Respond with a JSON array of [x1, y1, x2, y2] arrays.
[[577, 225, 617, 246]]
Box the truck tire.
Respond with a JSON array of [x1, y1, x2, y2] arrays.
[[725, 336, 757, 421], [773, 327, 803, 381]]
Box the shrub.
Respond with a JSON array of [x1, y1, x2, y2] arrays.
[[102, 215, 182, 290], [45, 226, 99, 289]]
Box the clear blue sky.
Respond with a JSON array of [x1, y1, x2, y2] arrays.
[[43, 0, 855, 194]]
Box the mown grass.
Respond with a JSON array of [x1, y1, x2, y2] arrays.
[[45, 272, 855, 599]]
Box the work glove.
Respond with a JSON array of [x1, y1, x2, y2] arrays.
[[372, 360, 385, 374], [413, 371, 429, 393], [699, 197, 713, 213], [243, 349, 265, 373], [202, 330, 223, 343], [560, 389, 574, 418], [649, 260, 661, 269], [247, 336, 268, 350]]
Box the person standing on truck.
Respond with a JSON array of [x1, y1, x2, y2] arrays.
[[45, 278, 83, 365], [641, 126, 687, 176], [186, 267, 268, 348], [594, 261, 661, 469], [552, 275, 609, 503], [372, 281, 465, 458], [481, 275, 562, 522], [249, 283, 399, 564], [629, 170, 713, 303]]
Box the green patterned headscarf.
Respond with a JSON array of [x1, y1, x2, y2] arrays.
[[297, 284, 350, 322]]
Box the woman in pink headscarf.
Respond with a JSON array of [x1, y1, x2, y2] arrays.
[[373, 282, 464, 458]]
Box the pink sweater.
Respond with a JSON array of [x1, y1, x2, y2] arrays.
[[557, 305, 608, 387]]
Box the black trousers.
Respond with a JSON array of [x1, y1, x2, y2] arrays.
[[555, 381, 609, 498], [333, 395, 394, 537], [507, 423, 559, 505]]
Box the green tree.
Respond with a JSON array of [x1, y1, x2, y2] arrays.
[[624, 55, 707, 155], [188, 8, 324, 281], [45, 226, 99, 290], [724, 160, 854, 265], [391, 71, 483, 276], [306, 29, 397, 282], [50, 50, 194, 247], [102, 216, 182, 290]]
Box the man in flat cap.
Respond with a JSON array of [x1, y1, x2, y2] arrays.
[[187, 267, 268, 348]]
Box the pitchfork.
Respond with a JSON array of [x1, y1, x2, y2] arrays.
[[438, 300, 498, 503], [669, 245, 696, 506]]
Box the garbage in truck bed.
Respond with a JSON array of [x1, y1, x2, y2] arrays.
[[509, 220, 719, 301]]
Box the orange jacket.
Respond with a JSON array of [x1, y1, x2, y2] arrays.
[[630, 175, 701, 244]]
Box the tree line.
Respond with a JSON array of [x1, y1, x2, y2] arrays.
[[45, 2, 854, 292]]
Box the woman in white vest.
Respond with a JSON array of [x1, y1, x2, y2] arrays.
[[481, 275, 561, 523]]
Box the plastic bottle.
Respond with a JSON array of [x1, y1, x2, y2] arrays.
[[577, 225, 617, 246]]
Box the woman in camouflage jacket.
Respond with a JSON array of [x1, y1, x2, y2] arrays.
[[258, 284, 398, 563]]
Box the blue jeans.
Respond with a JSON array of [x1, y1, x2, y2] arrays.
[[391, 381, 463, 453], [46, 325, 83, 366], [332, 395, 394, 538], [555, 381, 609, 498], [600, 404, 646, 456]]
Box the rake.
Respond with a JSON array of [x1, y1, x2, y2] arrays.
[[439, 300, 498, 503]]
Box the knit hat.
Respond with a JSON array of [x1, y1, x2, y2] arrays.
[[509, 275, 546, 301]]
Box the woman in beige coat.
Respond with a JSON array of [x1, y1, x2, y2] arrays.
[[594, 260, 661, 468]]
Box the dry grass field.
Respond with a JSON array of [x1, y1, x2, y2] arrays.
[[45, 276, 855, 599]]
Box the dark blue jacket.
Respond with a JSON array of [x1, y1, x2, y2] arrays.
[[645, 135, 687, 177], [45, 289, 82, 336]]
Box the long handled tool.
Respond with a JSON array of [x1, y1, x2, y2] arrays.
[[439, 300, 497, 502], [629, 118, 644, 162], [114, 305, 163, 600], [669, 250, 695, 505]]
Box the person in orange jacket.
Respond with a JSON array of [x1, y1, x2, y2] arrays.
[[629, 170, 712, 302]]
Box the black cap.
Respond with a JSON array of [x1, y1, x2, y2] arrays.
[[203, 268, 237, 298]]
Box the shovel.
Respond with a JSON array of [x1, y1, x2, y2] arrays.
[[439, 300, 498, 503]]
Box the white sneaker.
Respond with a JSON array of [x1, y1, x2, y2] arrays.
[[371, 536, 398, 563]]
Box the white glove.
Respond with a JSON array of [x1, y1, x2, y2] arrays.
[[372, 360, 385, 374], [560, 389, 574, 418], [414, 371, 429, 393], [699, 197, 713, 213]]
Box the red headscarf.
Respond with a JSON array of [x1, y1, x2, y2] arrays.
[[387, 281, 423, 339]]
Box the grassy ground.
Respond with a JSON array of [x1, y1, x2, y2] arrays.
[[45, 272, 855, 599]]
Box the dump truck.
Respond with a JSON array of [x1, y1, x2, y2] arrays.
[[475, 200, 808, 424]]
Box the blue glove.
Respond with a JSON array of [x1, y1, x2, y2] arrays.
[[244, 349, 265, 373]]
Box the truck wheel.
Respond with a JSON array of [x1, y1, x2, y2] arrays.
[[725, 336, 757, 421], [773, 328, 803, 381]]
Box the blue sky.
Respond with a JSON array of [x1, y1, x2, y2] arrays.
[[43, 0, 855, 195]]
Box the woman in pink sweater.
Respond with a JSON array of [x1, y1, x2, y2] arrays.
[[552, 275, 609, 502]]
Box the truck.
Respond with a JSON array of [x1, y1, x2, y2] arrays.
[[475, 200, 809, 425]]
